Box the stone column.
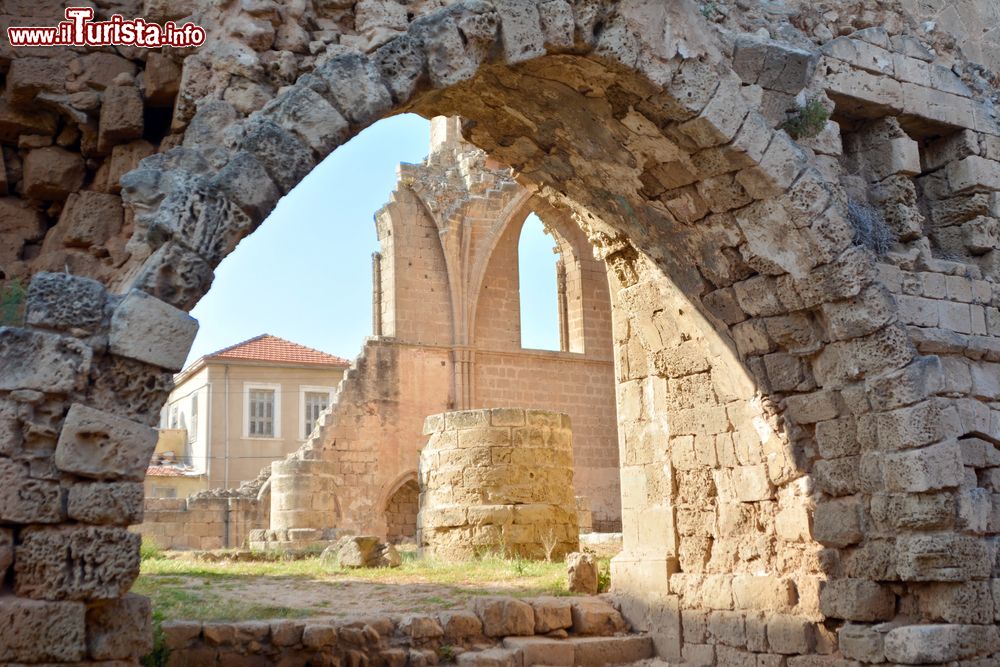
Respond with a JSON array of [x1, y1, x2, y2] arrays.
[[269, 457, 338, 538], [417, 408, 580, 560]]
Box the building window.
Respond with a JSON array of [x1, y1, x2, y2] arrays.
[[248, 389, 275, 437], [243, 383, 281, 438], [303, 391, 330, 439], [152, 486, 177, 499], [169, 405, 179, 429], [189, 393, 198, 443]]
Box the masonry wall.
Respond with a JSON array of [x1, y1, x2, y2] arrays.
[[136, 496, 267, 551]]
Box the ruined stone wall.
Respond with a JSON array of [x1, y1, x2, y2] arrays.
[[136, 495, 267, 551], [474, 350, 619, 530], [385, 477, 419, 543], [3, 0, 1000, 663], [418, 408, 580, 560]]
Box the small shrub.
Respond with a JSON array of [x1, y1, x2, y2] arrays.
[[0, 279, 26, 326], [140, 539, 164, 562], [848, 198, 894, 256], [439, 644, 456, 661], [781, 97, 831, 140], [700, 2, 716, 19]]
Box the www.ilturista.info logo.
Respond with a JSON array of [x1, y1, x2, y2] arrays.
[[7, 7, 206, 48]]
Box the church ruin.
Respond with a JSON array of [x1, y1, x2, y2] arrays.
[[2, 0, 1000, 664]]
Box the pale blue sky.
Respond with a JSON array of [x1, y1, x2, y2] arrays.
[[185, 114, 560, 366]]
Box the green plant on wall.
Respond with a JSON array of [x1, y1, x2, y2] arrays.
[[0, 279, 26, 326], [780, 96, 831, 140]]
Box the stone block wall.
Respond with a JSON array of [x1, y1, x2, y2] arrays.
[[418, 408, 580, 560], [136, 495, 267, 551]]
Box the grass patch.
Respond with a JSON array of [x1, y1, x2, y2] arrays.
[[131, 578, 309, 623]]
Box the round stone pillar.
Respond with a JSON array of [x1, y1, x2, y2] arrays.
[[269, 457, 337, 532], [417, 408, 580, 560]]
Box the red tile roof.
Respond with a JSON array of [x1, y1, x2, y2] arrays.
[[205, 334, 350, 367]]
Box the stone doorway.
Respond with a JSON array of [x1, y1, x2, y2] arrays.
[[384, 476, 419, 544]]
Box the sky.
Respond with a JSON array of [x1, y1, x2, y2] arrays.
[[184, 114, 561, 367]]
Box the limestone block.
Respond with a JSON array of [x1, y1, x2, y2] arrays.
[[26, 272, 106, 334], [864, 137, 921, 181], [0, 597, 86, 663], [109, 290, 198, 371], [813, 496, 862, 548], [946, 156, 1000, 193], [838, 623, 885, 663], [571, 598, 626, 636], [883, 624, 997, 664], [55, 404, 157, 481], [144, 52, 181, 106], [766, 614, 814, 655], [260, 84, 349, 158], [0, 458, 62, 523], [882, 440, 963, 493], [67, 481, 144, 524], [457, 647, 521, 667], [732, 465, 773, 501], [708, 610, 746, 648], [916, 581, 995, 624], [5, 56, 66, 104], [566, 552, 598, 595], [237, 118, 315, 193], [679, 73, 750, 149], [493, 0, 545, 64], [538, 0, 574, 50], [736, 130, 807, 199], [875, 399, 959, 451], [731, 575, 795, 611], [14, 525, 140, 600], [896, 534, 991, 581], [957, 487, 991, 533], [98, 84, 144, 153], [961, 215, 1000, 255], [865, 355, 942, 411], [732, 35, 816, 94], [439, 610, 483, 643], [22, 146, 85, 201], [870, 492, 954, 531], [473, 597, 534, 637], [819, 56, 903, 116], [55, 190, 125, 250], [86, 594, 153, 660], [398, 614, 444, 639], [314, 53, 392, 125], [0, 98, 58, 142], [821, 37, 893, 75], [502, 635, 574, 665], [819, 579, 895, 622], [530, 597, 572, 633]]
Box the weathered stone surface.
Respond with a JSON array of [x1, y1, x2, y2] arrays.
[[14, 526, 141, 601], [0, 458, 62, 523], [109, 290, 199, 371], [896, 534, 992, 581], [571, 598, 627, 636], [567, 551, 599, 594], [819, 579, 895, 622], [733, 35, 817, 94], [0, 597, 86, 662], [473, 597, 534, 637], [22, 147, 85, 200], [25, 272, 106, 334], [0, 328, 92, 392], [98, 84, 144, 153], [883, 624, 997, 664], [67, 481, 144, 525], [54, 404, 158, 481], [529, 596, 572, 633], [86, 594, 153, 660], [321, 535, 401, 568]]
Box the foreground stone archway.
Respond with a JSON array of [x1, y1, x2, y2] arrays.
[[2, 0, 1000, 663]]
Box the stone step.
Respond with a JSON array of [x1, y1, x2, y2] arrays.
[[490, 634, 654, 667]]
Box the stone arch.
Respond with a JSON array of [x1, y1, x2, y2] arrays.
[[3, 0, 997, 664], [381, 472, 420, 544]]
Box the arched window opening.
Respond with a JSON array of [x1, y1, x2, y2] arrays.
[[518, 213, 563, 351]]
